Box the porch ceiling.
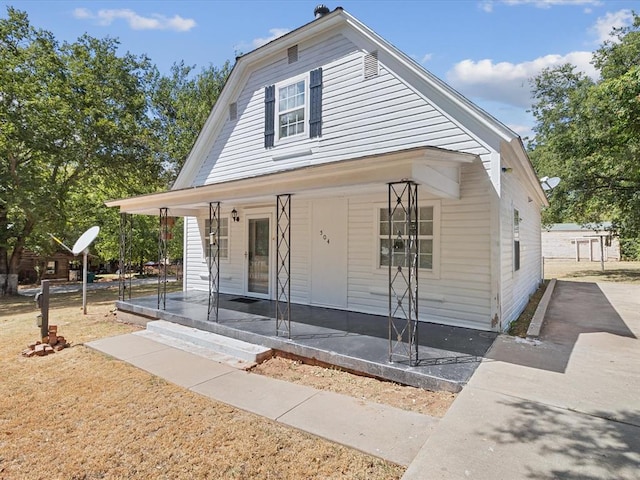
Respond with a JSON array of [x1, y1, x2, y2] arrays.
[[106, 146, 476, 216]]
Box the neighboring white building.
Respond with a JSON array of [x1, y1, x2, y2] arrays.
[[108, 7, 547, 332], [543, 223, 620, 261]]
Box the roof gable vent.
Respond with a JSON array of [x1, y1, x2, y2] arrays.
[[229, 102, 237, 121], [363, 51, 378, 80], [288, 45, 298, 64]]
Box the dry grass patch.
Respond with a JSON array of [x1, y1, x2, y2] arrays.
[[0, 289, 403, 479], [252, 356, 455, 417], [544, 259, 640, 283], [507, 280, 549, 338]]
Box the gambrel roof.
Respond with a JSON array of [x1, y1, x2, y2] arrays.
[[170, 7, 546, 206], [106, 7, 547, 216]]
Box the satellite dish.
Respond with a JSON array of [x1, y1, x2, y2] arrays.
[[547, 177, 561, 189], [540, 176, 561, 191], [72, 226, 100, 255]]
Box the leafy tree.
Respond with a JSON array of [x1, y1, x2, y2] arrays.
[[529, 13, 640, 258], [0, 7, 162, 294], [149, 60, 232, 183]]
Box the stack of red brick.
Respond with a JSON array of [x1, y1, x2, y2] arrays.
[[21, 325, 70, 357]]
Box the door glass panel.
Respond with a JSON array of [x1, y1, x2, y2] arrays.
[[248, 218, 269, 294]]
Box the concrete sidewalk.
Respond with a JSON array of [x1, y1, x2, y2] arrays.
[[403, 281, 640, 479], [87, 332, 437, 467]]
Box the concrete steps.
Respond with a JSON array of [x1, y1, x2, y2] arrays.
[[136, 320, 272, 369]]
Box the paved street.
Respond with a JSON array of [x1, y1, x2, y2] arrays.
[[19, 276, 178, 296]]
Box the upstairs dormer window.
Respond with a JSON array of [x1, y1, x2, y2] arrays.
[[264, 67, 322, 148], [278, 78, 306, 139]]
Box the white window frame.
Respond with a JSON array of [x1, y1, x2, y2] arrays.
[[200, 216, 230, 263], [374, 201, 441, 278], [275, 73, 309, 144]]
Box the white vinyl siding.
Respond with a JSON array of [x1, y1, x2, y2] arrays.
[[192, 33, 488, 187], [184, 162, 494, 330], [177, 27, 543, 332], [500, 168, 542, 328], [184, 215, 242, 294], [346, 162, 492, 330]]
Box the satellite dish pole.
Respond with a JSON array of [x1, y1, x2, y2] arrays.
[[72, 226, 100, 315]]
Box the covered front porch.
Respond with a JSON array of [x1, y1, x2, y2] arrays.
[[108, 145, 487, 379], [117, 290, 497, 393]]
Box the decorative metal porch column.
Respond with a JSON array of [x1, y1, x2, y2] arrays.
[[388, 182, 419, 366], [207, 202, 220, 322], [118, 212, 133, 301], [276, 194, 291, 338], [158, 207, 169, 310]]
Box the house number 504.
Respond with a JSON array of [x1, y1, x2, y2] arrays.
[[319, 230, 330, 244]]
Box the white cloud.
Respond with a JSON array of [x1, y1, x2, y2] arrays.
[[507, 123, 534, 137], [447, 51, 597, 108], [421, 53, 433, 64], [505, 0, 602, 7], [479, 2, 495, 13], [72, 8, 196, 32], [480, 0, 602, 12], [251, 28, 290, 48], [72, 7, 92, 19], [410, 53, 433, 64], [590, 9, 634, 44]]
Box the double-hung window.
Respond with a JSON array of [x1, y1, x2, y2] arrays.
[[203, 217, 229, 260], [264, 68, 322, 148], [378, 203, 439, 272], [278, 79, 306, 139]]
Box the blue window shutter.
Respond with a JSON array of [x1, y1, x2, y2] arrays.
[[309, 68, 322, 138], [264, 85, 275, 148]]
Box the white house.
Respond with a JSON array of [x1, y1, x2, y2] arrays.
[[542, 223, 620, 261], [107, 6, 547, 336]]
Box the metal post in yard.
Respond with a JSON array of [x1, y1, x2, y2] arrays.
[[40, 280, 50, 340]]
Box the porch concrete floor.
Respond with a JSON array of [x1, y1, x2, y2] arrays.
[[117, 291, 497, 392]]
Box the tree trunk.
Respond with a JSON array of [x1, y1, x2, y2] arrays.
[[0, 246, 14, 296], [0, 246, 19, 296], [0, 210, 34, 296]]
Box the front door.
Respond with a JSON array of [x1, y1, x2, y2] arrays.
[[246, 216, 270, 297]]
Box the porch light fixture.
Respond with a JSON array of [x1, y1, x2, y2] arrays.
[[393, 230, 404, 250], [231, 208, 240, 222]]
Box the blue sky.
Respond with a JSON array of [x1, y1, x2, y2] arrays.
[[2, 0, 637, 139]]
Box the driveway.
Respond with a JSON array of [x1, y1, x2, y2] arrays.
[[403, 280, 640, 480]]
